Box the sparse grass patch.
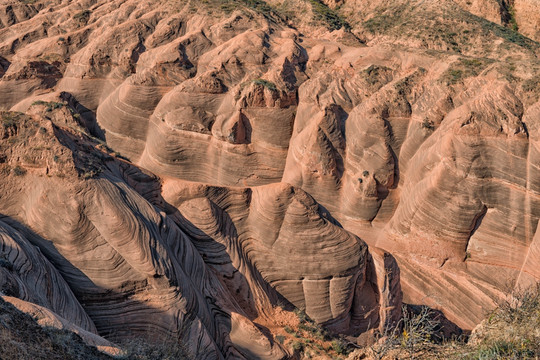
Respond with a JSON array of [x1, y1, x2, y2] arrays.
[[359, 1, 540, 55], [284, 325, 294, 334], [522, 75, 540, 101], [31, 100, 65, 112], [307, 0, 350, 31], [442, 57, 492, 85], [470, 283, 540, 357], [40, 53, 65, 63], [240, 0, 274, 15], [118, 339, 191, 360], [252, 78, 277, 91], [194, 0, 284, 20], [331, 339, 347, 355], [215, 0, 275, 15], [278, 306, 355, 358], [463, 340, 537, 359], [2, 112, 23, 130], [362, 4, 408, 34], [356, 285, 540, 359], [363, 64, 393, 89], [292, 340, 304, 352], [477, 15, 537, 51], [363, 13, 395, 34], [0, 297, 112, 359]]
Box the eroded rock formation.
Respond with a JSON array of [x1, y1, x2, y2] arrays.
[[0, 0, 539, 357]]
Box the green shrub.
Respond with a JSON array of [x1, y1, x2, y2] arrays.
[[31, 100, 64, 112], [508, 6, 519, 32], [82, 169, 101, 179], [331, 339, 346, 354], [399, 305, 440, 358], [292, 341, 304, 352], [284, 325, 294, 334], [293, 308, 308, 323]]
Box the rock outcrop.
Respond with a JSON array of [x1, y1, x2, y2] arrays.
[[0, 0, 539, 357], [0, 103, 399, 358]]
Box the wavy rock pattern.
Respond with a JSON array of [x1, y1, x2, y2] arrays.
[[0, 0, 539, 357], [161, 180, 399, 333], [0, 217, 96, 333], [0, 105, 398, 358], [0, 112, 289, 358]]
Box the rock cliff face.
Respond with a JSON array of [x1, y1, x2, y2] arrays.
[[0, 0, 539, 358], [0, 104, 400, 358]]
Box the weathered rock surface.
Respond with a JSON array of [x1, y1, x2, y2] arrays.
[[514, 0, 540, 41], [161, 179, 401, 334], [0, 103, 398, 358], [0, 0, 539, 357], [0, 216, 96, 333]]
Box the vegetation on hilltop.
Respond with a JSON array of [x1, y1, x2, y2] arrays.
[[0, 297, 112, 360], [349, 283, 540, 359]]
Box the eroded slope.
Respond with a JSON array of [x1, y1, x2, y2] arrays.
[[0, 0, 539, 357]]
